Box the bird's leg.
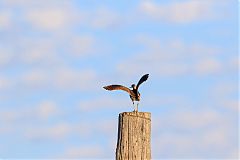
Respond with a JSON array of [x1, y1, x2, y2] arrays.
[[133, 101, 136, 112], [136, 102, 139, 112]]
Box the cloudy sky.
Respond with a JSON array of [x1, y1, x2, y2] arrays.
[[0, 0, 238, 159]]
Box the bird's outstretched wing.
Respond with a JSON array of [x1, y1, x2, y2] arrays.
[[136, 74, 149, 90], [103, 85, 131, 94]]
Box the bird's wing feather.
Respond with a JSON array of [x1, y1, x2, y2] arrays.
[[136, 74, 149, 90], [103, 85, 131, 94]]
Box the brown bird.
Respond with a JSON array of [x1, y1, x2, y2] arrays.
[[103, 74, 149, 112]]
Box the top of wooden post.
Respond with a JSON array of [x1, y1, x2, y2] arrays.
[[119, 112, 151, 121], [116, 111, 151, 160]]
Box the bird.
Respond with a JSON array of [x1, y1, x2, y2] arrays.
[[103, 74, 149, 112]]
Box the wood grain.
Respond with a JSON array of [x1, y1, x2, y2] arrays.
[[116, 112, 151, 160]]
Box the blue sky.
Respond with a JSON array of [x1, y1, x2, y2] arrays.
[[0, 0, 238, 159]]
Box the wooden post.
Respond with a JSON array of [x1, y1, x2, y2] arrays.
[[116, 112, 151, 160]]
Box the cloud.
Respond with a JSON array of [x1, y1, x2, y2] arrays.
[[2, 0, 80, 32], [0, 2, 110, 70], [163, 109, 223, 129], [0, 100, 70, 141], [207, 81, 238, 111], [24, 118, 117, 143], [25, 123, 71, 140], [0, 110, 19, 125], [62, 145, 105, 159], [228, 56, 239, 72], [4, 34, 100, 67], [20, 69, 49, 89], [66, 35, 97, 57], [19, 40, 59, 65], [78, 96, 131, 112], [194, 58, 222, 75], [2, 0, 121, 31], [37, 100, 59, 120], [0, 33, 101, 91], [0, 10, 12, 30], [138, 0, 221, 23], [25, 7, 75, 31], [0, 36, 62, 69], [0, 100, 60, 123], [210, 82, 237, 98], [98, 121, 117, 137], [1, 0, 53, 7], [219, 99, 239, 111], [153, 130, 234, 158], [54, 68, 97, 91], [19, 67, 98, 91], [117, 37, 223, 77], [89, 7, 121, 29], [152, 108, 238, 159], [0, 76, 11, 90], [0, 47, 14, 67]]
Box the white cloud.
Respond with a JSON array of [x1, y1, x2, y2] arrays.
[[96, 119, 117, 136], [0, 105, 103, 141], [5, 0, 119, 31], [19, 67, 98, 91], [0, 10, 12, 30], [152, 108, 238, 159], [20, 42, 58, 65], [0, 36, 62, 68], [37, 101, 59, 120], [24, 118, 117, 142], [25, 8, 73, 31], [67, 35, 96, 57], [168, 109, 222, 129], [73, 123, 95, 138], [21, 69, 49, 89], [78, 96, 131, 112], [0, 125, 13, 135], [228, 57, 239, 71], [54, 68, 97, 91], [117, 37, 222, 77], [62, 145, 105, 158], [2, 0, 77, 10], [0, 76, 11, 90], [0, 100, 60, 124], [210, 82, 237, 98], [194, 58, 222, 75], [0, 110, 19, 124], [12, 34, 99, 66], [152, 108, 226, 133], [25, 123, 71, 140], [207, 82, 238, 111], [139, 0, 219, 23], [153, 130, 234, 158], [0, 3, 109, 69], [0, 47, 14, 67], [219, 99, 239, 111], [3, 0, 79, 32], [90, 8, 121, 29], [2, 0, 49, 7]]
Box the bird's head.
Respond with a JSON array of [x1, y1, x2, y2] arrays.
[[130, 84, 136, 90]]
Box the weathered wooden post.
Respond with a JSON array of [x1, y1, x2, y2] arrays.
[[116, 111, 151, 160]]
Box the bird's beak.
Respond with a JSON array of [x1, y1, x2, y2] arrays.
[[129, 86, 132, 88]]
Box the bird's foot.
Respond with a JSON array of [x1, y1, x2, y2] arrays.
[[133, 109, 138, 112]]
